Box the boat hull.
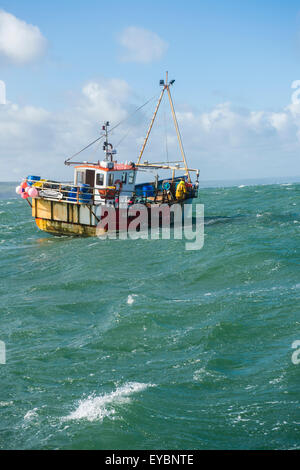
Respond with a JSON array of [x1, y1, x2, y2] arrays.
[[32, 197, 194, 237], [35, 217, 97, 236], [32, 198, 100, 236]]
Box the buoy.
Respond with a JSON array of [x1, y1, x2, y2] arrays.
[[21, 192, 29, 199], [15, 186, 22, 195], [28, 187, 38, 198]]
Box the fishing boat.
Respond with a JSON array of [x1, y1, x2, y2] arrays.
[[16, 74, 200, 236]]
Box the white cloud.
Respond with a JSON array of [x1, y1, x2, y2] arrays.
[[0, 79, 5, 104], [0, 10, 47, 65], [0, 78, 135, 180], [118, 26, 168, 63], [2, 79, 300, 182], [174, 99, 300, 178], [80, 78, 130, 123]]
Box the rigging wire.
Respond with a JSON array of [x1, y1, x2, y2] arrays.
[[64, 93, 159, 164], [115, 127, 133, 148]]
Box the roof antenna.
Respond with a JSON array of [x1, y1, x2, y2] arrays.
[[102, 121, 116, 162]]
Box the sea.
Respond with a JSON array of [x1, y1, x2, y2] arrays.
[[0, 178, 299, 450]]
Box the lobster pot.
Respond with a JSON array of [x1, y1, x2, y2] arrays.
[[142, 184, 155, 197], [79, 194, 92, 203], [79, 183, 90, 193], [78, 183, 92, 203], [27, 176, 41, 186], [68, 187, 78, 202]]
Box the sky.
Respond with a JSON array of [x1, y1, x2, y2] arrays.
[[1, 0, 300, 182]]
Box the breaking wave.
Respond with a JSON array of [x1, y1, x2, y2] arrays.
[[64, 382, 154, 422]]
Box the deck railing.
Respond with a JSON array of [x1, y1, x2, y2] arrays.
[[25, 179, 97, 205], [25, 178, 198, 206]]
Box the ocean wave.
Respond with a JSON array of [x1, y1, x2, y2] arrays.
[[127, 294, 137, 305], [63, 382, 154, 422], [0, 401, 13, 407], [24, 408, 39, 421]]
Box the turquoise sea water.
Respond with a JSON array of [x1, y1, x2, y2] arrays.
[[0, 182, 299, 450]]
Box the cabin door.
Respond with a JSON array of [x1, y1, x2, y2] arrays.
[[85, 170, 95, 187]]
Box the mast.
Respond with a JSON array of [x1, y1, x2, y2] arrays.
[[102, 121, 112, 162], [137, 89, 165, 165], [137, 72, 191, 183]]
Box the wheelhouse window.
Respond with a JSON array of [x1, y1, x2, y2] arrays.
[[96, 173, 104, 186], [121, 172, 127, 184], [76, 171, 85, 184], [128, 171, 135, 184], [108, 173, 114, 186]]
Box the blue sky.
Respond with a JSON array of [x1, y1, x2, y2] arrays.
[[2, 0, 300, 110], [1, 0, 300, 181]]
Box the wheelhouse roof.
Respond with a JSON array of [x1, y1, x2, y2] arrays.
[[74, 163, 136, 172]]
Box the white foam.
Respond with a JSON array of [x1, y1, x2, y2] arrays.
[[127, 294, 137, 305], [0, 401, 13, 407], [64, 382, 153, 422], [24, 408, 38, 421]]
